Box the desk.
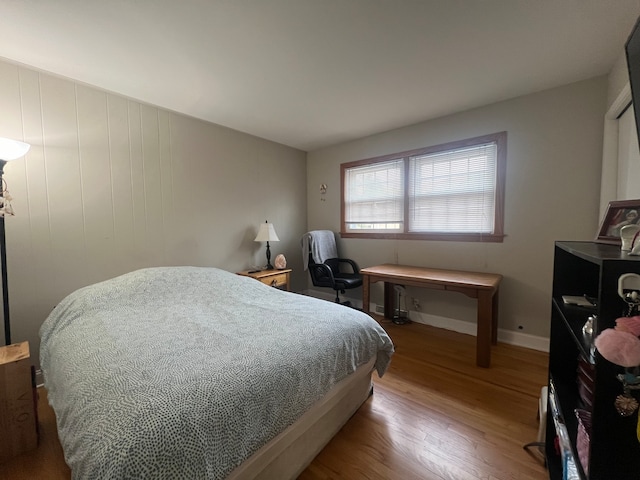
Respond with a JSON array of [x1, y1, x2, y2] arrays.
[[360, 264, 502, 368]]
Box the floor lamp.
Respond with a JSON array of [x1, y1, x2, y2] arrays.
[[0, 137, 30, 346]]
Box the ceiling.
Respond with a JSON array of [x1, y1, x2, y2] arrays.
[[2, 1, 640, 151]]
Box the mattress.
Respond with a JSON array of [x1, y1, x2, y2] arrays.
[[40, 266, 394, 479]]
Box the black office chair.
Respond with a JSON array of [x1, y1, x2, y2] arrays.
[[303, 231, 362, 305], [308, 255, 362, 305]]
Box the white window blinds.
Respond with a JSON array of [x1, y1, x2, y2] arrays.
[[340, 132, 505, 241], [344, 159, 404, 231], [408, 142, 497, 233]]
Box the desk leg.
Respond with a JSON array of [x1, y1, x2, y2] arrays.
[[476, 290, 493, 368], [491, 289, 499, 345], [362, 274, 370, 315]]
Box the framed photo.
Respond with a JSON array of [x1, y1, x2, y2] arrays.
[[595, 199, 640, 245]]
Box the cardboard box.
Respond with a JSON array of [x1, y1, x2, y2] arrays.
[[0, 341, 38, 462]]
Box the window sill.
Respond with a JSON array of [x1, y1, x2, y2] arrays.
[[340, 232, 505, 243]]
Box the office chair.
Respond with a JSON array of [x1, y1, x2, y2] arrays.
[[302, 231, 362, 305]]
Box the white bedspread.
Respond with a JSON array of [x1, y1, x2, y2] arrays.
[[40, 266, 393, 479]]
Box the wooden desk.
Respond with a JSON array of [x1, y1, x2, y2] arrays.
[[360, 264, 502, 368]]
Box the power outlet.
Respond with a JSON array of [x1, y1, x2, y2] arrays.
[[413, 298, 421, 310]]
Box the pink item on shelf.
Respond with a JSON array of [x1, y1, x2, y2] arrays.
[[594, 329, 640, 367], [575, 409, 592, 476], [615, 316, 640, 336]]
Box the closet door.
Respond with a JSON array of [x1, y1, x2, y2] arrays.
[[617, 103, 640, 199]]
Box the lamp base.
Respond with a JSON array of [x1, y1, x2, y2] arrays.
[[265, 242, 274, 270]]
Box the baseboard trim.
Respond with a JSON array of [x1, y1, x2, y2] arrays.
[[403, 309, 549, 352], [498, 329, 549, 352], [302, 289, 549, 353]]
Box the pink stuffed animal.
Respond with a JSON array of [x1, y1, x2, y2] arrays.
[[615, 316, 640, 336], [595, 316, 640, 367]]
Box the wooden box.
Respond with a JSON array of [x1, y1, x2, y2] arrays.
[[0, 341, 38, 462]]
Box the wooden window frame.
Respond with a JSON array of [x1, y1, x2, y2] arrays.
[[340, 132, 507, 242]]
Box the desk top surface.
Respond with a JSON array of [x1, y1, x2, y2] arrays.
[[360, 264, 502, 290]]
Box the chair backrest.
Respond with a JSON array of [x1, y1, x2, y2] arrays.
[[307, 253, 334, 285], [302, 232, 362, 303], [302, 230, 338, 270], [323, 257, 340, 273], [308, 252, 340, 272], [309, 230, 338, 263]]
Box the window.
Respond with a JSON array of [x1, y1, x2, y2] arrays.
[[341, 132, 506, 242]]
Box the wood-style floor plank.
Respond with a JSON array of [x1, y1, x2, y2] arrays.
[[0, 318, 549, 479], [299, 318, 549, 480]]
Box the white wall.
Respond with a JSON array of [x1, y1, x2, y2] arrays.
[[0, 59, 307, 365], [307, 77, 608, 344], [0, 57, 613, 360]]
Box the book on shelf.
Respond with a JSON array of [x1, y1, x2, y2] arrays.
[[562, 295, 595, 307]]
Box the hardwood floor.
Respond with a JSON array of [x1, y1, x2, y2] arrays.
[[0, 319, 549, 480], [300, 319, 549, 479]]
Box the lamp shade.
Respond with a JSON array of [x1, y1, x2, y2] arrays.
[[0, 137, 30, 161], [254, 222, 280, 242]]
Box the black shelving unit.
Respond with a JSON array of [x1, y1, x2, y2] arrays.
[[547, 241, 640, 479]]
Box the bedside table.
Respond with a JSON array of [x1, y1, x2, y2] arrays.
[[237, 268, 292, 291]]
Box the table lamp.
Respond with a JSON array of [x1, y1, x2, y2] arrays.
[[254, 220, 279, 270]]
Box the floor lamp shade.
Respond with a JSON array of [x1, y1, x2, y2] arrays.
[[0, 137, 30, 346], [254, 221, 279, 270], [0, 138, 30, 161]]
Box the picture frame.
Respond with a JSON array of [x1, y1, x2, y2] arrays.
[[595, 199, 640, 245]]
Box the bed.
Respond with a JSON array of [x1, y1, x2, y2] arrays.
[[40, 266, 394, 479]]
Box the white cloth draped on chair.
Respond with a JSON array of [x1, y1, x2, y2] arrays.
[[301, 230, 338, 271]]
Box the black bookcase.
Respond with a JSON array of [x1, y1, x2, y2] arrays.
[[547, 241, 640, 479]]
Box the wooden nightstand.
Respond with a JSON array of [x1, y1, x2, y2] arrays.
[[237, 268, 291, 291]]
